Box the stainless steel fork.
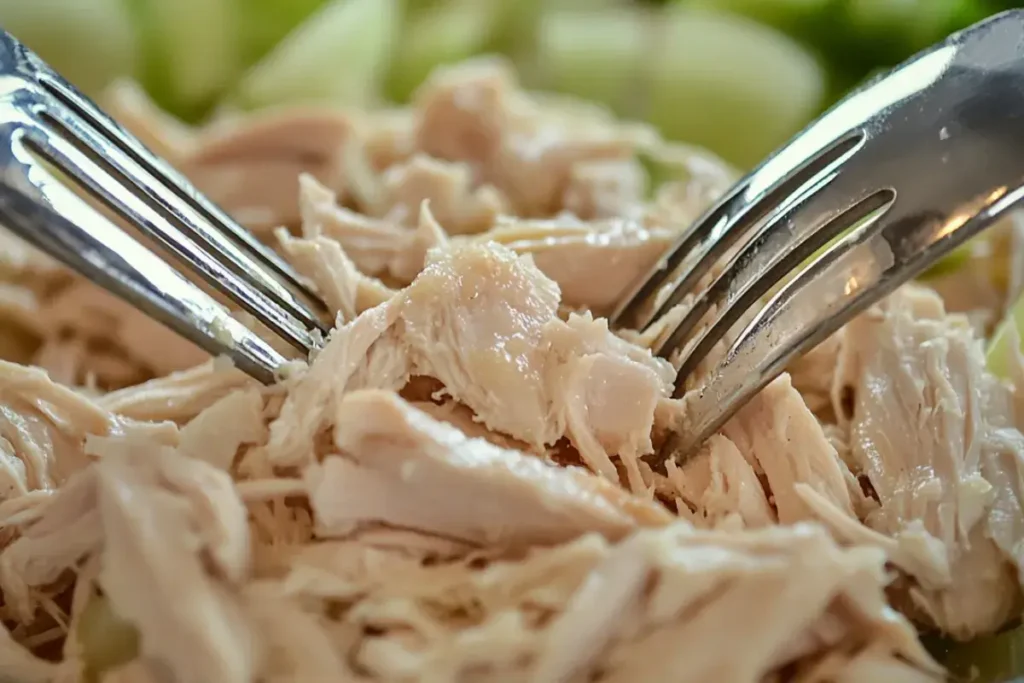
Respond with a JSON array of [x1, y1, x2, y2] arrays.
[[0, 30, 329, 384], [612, 10, 1024, 465]]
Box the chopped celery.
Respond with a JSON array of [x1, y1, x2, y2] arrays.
[[238, 0, 329, 67], [987, 292, 1024, 379], [78, 593, 139, 682], [638, 148, 688, 195], [128, 0, 239, 121], [384, 0, 500, 103], [402, 0, 445, 13], [543, 0, 634, 7], [645, 8, 826, 168], [0, 0, 136, 96], [919, 242, 975, 280], [981, 220, 1022, 378], [489, 0, 627, 57], [535, 8, 652, 116], [232, 0, 400, 110]]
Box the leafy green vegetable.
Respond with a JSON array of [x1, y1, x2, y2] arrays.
[[987, 292, 1024, 378], [231, 0, 400, 110], [645, 8, 826, 167], [0, 0, 136, 97]]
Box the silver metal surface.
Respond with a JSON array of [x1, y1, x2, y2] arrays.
[[611, 10, 1024, 467], [0, 31, 329, 384]]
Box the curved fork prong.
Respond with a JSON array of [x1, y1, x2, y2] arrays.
[[652, 180, 1024, 468], [38, 84, 329, 342], [609, 178, 751, 332], [35, 75, 329, 334], [27, 114, 320, 355], [662, 186, 896, 382], [635, 134, 868, 338]]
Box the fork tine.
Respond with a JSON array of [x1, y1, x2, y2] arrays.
[[35, 72, 329, 337], [654, 180, 1024, 466], [612, 133, 866, 335], [609, 179, 752, 332], [650, 136, 867, 338], [0, 127, 287, 383], [657, 185, 894, 380], [29, 106, 322, 355]]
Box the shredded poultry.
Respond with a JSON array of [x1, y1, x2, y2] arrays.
[[0, 57, 1020, 683]]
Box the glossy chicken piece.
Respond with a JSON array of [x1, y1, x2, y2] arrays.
[[463, 216, 680, 315], [267, 241, 679, 492], [841, 287, 1024, 638]]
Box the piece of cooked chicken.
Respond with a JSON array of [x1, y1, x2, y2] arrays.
[[276, 522, 939, 683], [306, 389, 670, 549], [838, 286, 1024, 639], [268, 240, 683, 495]]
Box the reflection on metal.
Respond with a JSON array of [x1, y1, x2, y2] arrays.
[[0, 30, 330, 383], [609, 11, 1024, 467]]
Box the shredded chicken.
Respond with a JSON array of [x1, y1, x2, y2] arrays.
[[308, 389, 670, 548], [180, 108, 354, 235], [0, 56, 1020, 683], [832, 288, 1024, 639]]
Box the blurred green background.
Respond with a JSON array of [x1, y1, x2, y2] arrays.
[[0, 0, 1019, 168]]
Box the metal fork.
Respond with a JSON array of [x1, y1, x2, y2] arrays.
[[0, 30, 329, 384], [612, 9, 1024, 465]]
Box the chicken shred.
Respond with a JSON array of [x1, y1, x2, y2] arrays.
[[308, 389, 669, 548], [836, 287, 1024, 638], [723, 373, 857, 525]]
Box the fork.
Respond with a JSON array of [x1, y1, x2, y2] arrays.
[[0, 30, 329, 384], [611, 9, 1024, 466]]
